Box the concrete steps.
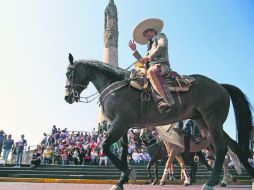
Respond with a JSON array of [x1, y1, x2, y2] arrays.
[[0, 164, 251, 182]]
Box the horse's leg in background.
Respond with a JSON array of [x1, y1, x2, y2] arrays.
[[146, 157, 156, 184], [152, 161, 159, 185], [175, 155, 191, 186], [160, 150, 175, 185], [224, 132, 254, 179], [147, 158, 159, 185], [197, 151, 213, 172], [227, 147, 242, 176], [102, 117, 131, 190], [187, 152, 197, 184], [169, 162, 176, 180], [220, 156, 231, 187]]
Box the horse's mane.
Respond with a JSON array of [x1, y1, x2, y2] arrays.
[[76, 60, 130, 81]]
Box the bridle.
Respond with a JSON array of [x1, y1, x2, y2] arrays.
[[65, 63, 93, 103], [65, 62, 111, 103]]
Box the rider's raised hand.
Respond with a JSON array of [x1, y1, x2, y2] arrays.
[[128, 40, 136, 51]]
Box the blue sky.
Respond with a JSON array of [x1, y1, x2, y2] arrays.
[[0, 0, 253, 146]]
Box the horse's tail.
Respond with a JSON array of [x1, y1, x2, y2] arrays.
[[221, 84, 253, 157]]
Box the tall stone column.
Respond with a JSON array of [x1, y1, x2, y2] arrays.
[[98, 0, 119, 125], [103, 0, 118, 66]]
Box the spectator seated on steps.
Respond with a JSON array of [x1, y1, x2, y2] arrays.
[[30, 149, 41, 169], [42, 146, 53, 164], [53, 147, 61, 165], [73, 147, 81, 165]]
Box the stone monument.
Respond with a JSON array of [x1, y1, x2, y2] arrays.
[[103, 0, 118, 66]]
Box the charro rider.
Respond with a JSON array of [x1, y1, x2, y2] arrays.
[[128, 18, 174, 113]]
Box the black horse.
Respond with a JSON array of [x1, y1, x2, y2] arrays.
[[65, 54, 253, 190]]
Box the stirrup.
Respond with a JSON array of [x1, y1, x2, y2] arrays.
[[158, 100, 171, 113]]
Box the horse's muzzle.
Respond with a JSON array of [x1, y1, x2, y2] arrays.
[[64, 91, 74, 104]]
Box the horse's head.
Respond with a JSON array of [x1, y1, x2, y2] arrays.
[[65, 53, 89, 104], [139, 128, 157, 146]]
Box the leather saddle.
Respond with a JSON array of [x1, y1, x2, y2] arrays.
[[129, 61, 195, 92]]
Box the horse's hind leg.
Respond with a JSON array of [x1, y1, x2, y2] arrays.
[[102, 117, 130, 190], [201, 119, 228, 190]]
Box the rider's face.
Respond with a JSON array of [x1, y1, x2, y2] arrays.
[[143, 29, 156, 41]]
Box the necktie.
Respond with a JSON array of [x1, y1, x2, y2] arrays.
[[147, 40, 153, 51]]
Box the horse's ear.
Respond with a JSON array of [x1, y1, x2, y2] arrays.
[[69, 53, 74, 65]]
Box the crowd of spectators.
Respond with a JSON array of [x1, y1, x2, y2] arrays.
[[29, 121, 151, 168]]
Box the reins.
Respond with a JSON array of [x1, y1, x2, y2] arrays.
[[76, 80, 113, 103], [72, 62, 134, 104]]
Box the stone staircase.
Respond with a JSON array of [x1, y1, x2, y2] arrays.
[[0, 164, 251, 184]]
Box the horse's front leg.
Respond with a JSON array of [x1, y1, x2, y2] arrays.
[[102, 117, 131, 190], [120, 132, 136, 182]]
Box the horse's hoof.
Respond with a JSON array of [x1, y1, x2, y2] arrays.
[[183, 178, 191, 186], [152, 180, 158, 185], [232, 177, 237, 182], [201, 183, 214, 190], [148, 178, 153, 184], [109, 185, 123, 190], [160, 181, 166, 186], [220, 183, 227, 187]]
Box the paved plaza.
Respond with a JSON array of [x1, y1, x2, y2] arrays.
[[0, 183, 251, 190]]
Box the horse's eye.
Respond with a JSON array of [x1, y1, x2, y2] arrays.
[[66, 71, 72, 79]]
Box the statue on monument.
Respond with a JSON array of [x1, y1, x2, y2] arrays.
[[104, 0, 118, 48]]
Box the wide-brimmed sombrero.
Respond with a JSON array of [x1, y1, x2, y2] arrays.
[[133, 18, 164, 45]]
